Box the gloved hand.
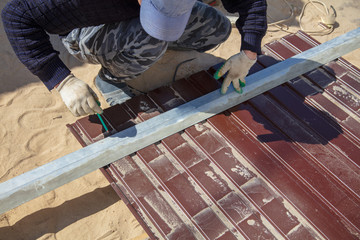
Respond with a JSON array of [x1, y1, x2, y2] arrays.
[[56, 74, 103, 117], [214, 50, 257, 94]]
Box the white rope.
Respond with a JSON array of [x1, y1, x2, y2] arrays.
[[267, 0, 336, 36], [299, 0, 336, 35]]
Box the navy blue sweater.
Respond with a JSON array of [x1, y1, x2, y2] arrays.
[[2, 0, 267, 90]]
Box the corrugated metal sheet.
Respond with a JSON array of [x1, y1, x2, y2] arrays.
[[68, 31, 360, 239]]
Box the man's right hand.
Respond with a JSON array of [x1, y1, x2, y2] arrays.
[[214, 50, 257, 95], [56, 74, 103, 117]]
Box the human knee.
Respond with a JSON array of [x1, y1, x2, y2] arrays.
[[133, 37, 168, 62], [101, 38, 168, 81], [172, 2, 231, 52], [202, 5, 231, 45]]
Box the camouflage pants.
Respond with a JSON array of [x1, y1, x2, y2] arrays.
[[62, 1, 231, 82]]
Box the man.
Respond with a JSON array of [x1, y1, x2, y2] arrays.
[[2, 0, 267, 117]]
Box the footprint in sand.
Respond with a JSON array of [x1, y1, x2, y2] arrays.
[[0, 92, 17, 107], [24, 133, 79, 169], [0, 124, 7, 144], [18, 110, 53, 130], [0, 147, 36, 181], [43, 190, 57, 205], [0, 146, 11, 180], [26, 129, 65, 160], [17, 86, 57, 109]]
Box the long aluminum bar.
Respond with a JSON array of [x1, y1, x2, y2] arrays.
[[1, 28, 359, 214]]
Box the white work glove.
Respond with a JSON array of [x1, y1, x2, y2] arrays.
[[214, 51, 257, 94], [56, 74, 103, 117]]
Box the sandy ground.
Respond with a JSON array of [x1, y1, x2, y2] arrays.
[[0, 0, 359, 239]]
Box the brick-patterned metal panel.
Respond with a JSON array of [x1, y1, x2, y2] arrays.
[[68, 31, 360, 239]]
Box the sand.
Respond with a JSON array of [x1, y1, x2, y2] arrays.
[[0, 0, 359, 239]]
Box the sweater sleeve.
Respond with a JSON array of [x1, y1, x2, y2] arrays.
[[1, 0, 71, 90], [221, 0, 267, 54]]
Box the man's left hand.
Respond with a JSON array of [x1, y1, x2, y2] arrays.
[[214, 50, 257, 94]]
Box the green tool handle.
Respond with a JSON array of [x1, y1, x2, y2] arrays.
[[96, 101, 109, 132]]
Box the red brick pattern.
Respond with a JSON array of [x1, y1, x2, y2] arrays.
[[68, 31, 360, 239]]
